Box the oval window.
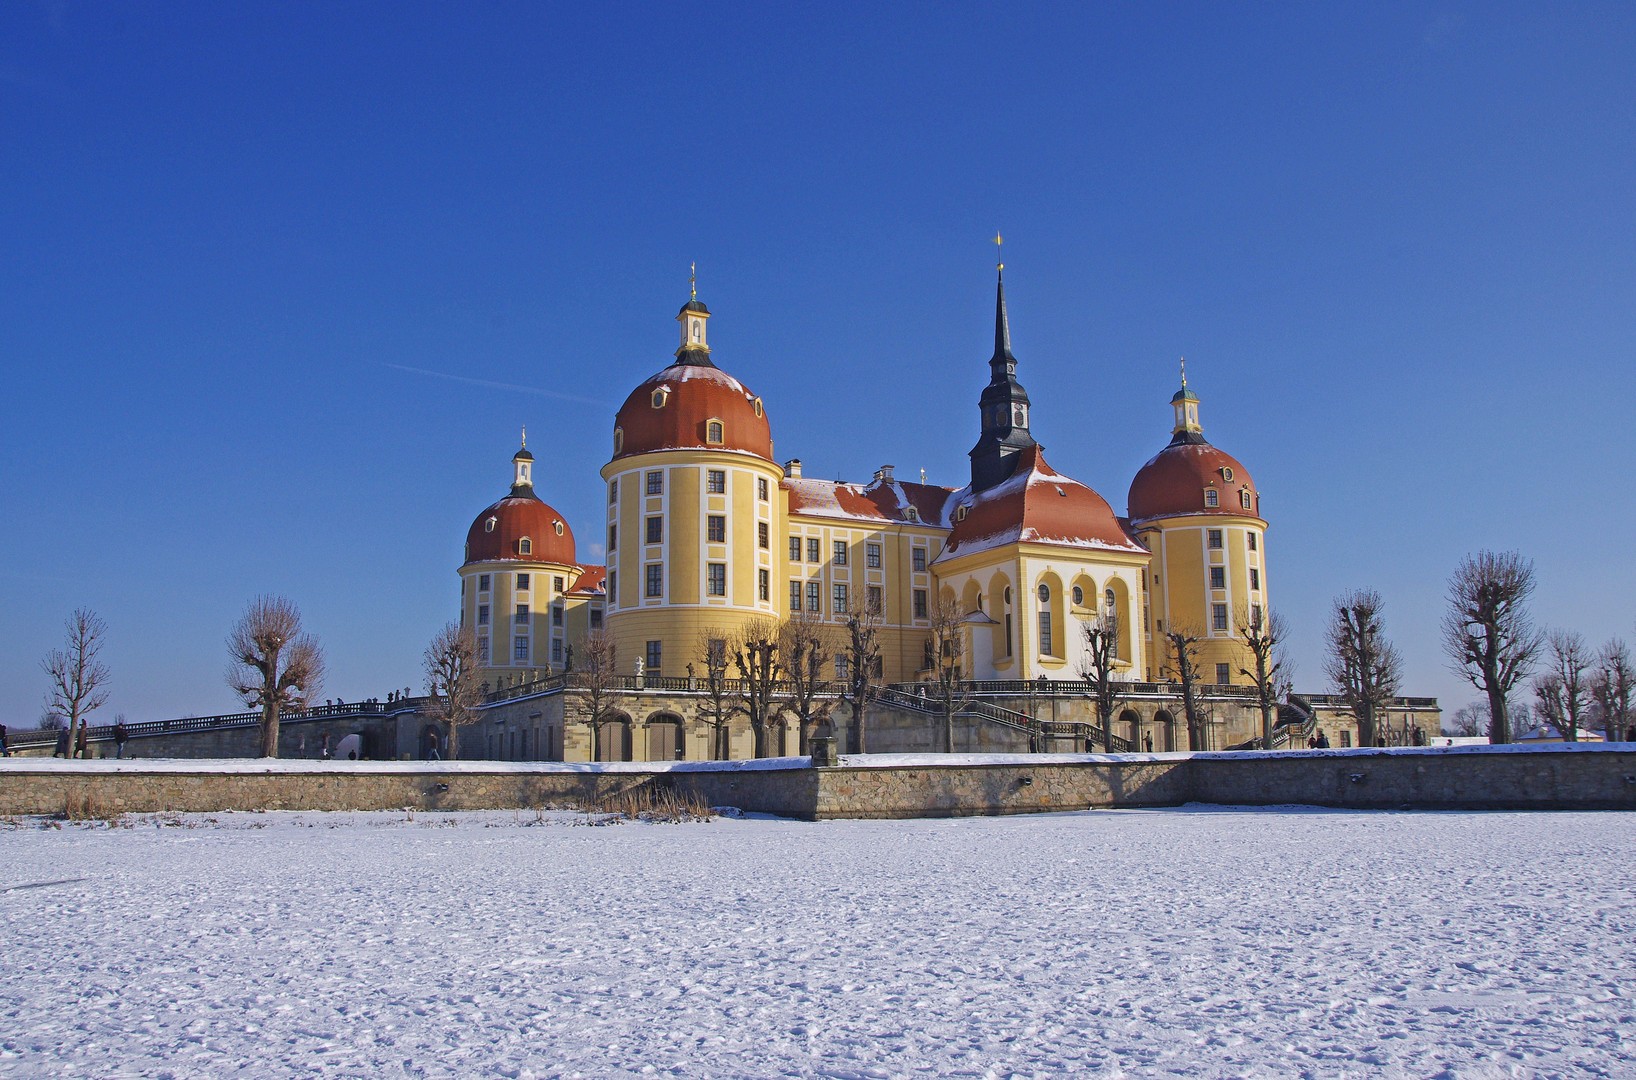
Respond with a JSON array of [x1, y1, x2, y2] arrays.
[[485, 516, 497, 533], [554, 521, 565, 536], [1037, 584, 1050, 603], [1003, 587, 1012, 606], [753, 397, 764, 418], [1072, 586, 1084, 605], [651, 389, 668, 409], [1220, 466, 1234, 482]]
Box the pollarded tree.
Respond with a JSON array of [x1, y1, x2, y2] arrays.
[[1323, 589, 1403, 748], [730, 619, 785, 758], [693, 633, 735, 760], [1441, 551, 1542, 744], [926, 597, 973, 754], [1162, 625, 1207, 750], [1534, 630, 1592, 741], [573, 630, 619, 761], [42, 608, 111, 760], [840, 600, 883, 754], [1237, 604, 1289, 750], [781, 608, 834, 756], [423, 622, 483, 760], [1077, 605, 1123, 753], [227, 597, 324, 758], [1591, 639, 1633, 743]]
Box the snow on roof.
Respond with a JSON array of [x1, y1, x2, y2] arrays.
[[567, 565, 607, 596], [783, 476, 961, 529]]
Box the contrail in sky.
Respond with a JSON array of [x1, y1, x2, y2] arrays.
[[381, 362, 610, 407]]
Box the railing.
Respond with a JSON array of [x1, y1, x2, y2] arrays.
[[932, 679, 1263, 701], [873, 686, 1132, 753], [4, 701, 394, 751], [1299, 693, 1440, 710]]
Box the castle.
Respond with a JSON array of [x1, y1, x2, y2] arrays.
[[450, 261, 1338, 762]]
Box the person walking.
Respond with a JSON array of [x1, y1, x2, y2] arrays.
[[75, 724, 89, 759], [113, 720, 129, 759], [54, 727, 69, 757], [0, 722, 9, 757]]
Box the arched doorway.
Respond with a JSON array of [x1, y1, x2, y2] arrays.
[[645, 713, 684, 762], [1154, 710, 1177, 752], [596, 715, 632, 762], [1119, 709, 1142, 751]]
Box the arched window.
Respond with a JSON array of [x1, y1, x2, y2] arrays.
[[1205, 489, 1219, 508], [1240, 489, 1253, 510], [613, 427, 624, 454], [485, 516, 497, 534], [1105, 588, 1116, 612], [706, 419, 724, 444], [518, 537, 532, 555]]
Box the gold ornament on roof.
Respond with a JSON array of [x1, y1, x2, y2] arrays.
[[690, 261, 697, 300], [993, 231, 1004, 272]]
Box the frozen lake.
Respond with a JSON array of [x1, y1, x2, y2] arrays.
[[3, 806, 1633, 1077]]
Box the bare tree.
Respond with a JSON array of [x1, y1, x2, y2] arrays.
[[1078, 605, 1123, 753], [37, 707, 66, 731], [1323, 589, 1403, 748], [840, 600, 883, 754], [1441, 551, 1542, 744], [1237, 604, 1289, 750], [1445, 702, 1488, 738], [781, 609, 834, 756], [227, 597, 324, 758], [1162, 626, 1206, 750], [694, 634, 736, 760], [423, 622, 483, 760], [1592, 639, 1633, 743], [42, 608, 111, 760], [1533, 630, 1592, 741], [573, 631, 619, 760], [926, 598, 973, 753], [730, 619, 784, 758]]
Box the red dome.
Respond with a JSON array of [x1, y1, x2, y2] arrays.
[[939, 448, 1146, 562], [1128, 440, 1260, 523], [613, 360, 772, 461], [464, 493, 576, 566]]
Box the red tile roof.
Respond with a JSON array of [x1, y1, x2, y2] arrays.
[[938, 447, 1146, 563]]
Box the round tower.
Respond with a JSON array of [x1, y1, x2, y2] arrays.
[[598, 286, 785, 680], [1128, 363, 1269, 690], [460, 436, 582, 681]]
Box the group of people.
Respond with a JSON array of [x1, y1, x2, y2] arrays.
[[49, 720, 131, 759]]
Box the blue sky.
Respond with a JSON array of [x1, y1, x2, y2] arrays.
[[3, 2, 1633, 724]]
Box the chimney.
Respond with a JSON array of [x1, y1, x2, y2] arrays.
[[783, 458, 803, 479], [878, 464, 895, 483]]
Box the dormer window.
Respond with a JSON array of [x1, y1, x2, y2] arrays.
[[904, 507, 919, 522], [1220, 466, 1234, 482], [753, 397, 764, 418], [613, 427, 624, 454], [1240, 489, 1253, 510], [651, 388, 669, 409], [484, 516, 497, 533], [706, 419, 724, 444], [955, 505, 969, 522], [554, 521, 565, 536], [518, 537, 532, 555], [1204, 489, 1219, 508]]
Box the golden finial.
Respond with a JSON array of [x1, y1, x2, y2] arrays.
[[520, 425, 527, 449], [993, 231, 1004, 272], [689, 261, 697, 300], [1179, 356, 1187, 388]]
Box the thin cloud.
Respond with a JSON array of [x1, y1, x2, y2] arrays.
[[381, 362, 610, 407]]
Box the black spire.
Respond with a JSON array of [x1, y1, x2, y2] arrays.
[[968, 266, 1039, 492]]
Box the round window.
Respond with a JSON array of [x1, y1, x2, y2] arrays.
[[1037, 584, 1050, 603], [1072, 586, 1084, 605]]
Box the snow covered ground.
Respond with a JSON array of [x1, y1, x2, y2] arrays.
[[3, 807, 1633, 1078]]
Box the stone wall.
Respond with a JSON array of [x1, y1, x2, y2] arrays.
[[3, 747, 1631, 820], [7, 715, 400, 760]]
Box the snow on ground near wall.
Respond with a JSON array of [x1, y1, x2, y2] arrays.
[[3, 809, 1634, 1078]]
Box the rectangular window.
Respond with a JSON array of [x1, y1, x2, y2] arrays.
[[806, 581, 821, 612], [514, 636, 529, 662], [1205, 489, 1219, 508], [912, 548, 927, 572], [1038, 610, 1053, 656], [1210, 567, 1226, 589], [758, 477, 769, 501], [833, 540, 848, 565], [608, 479, 617, 504], [553, 575, 565, 592], [646, 471, 663, 495], [707, 563, 727, 596], [645, 564, 663, 597], [1241, 490, 1253, 510], [551, 604, 563, 626], [607, 571, 617, 604], [807, 538, 820, 562], [867, 585, 882, 614], [646, 517, 663, 544], [758, 522, 769, 549], [833, 583, 848, 613], [1248, 533, 1258, 552], [866, 543, 882, 569], [1251, 603, 1263, 629], [1216, 663, 1231, 685], [1249, 568, 1260, 591], [479, 574, 491, 592], [707, 515, 726, 543], [477, 637, 490, 663], [789, 536, 802, 561], [1212, 603, 1228, 631], [590, 607, 603, 628], [516, 573, 530, 592], [913, 589, 928, 619], [1208, 529, 1223, 550], [645, 640, 662, 674], [477, 604, 489, 626], [758, 568, 770, 601], [707, 469, 726, 494], [608, 524, 617, 550], [1340, 730, 1352, 748], [790, 581, 802, 612], [515, 603, 529, 624], [834, 654, 849, 680], [551, 639, 564, 663]]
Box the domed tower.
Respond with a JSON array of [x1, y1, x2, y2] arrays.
[[598, 283, 785, 679], [460, 437, 581, 679], [1128, 363, 1268, 688]]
